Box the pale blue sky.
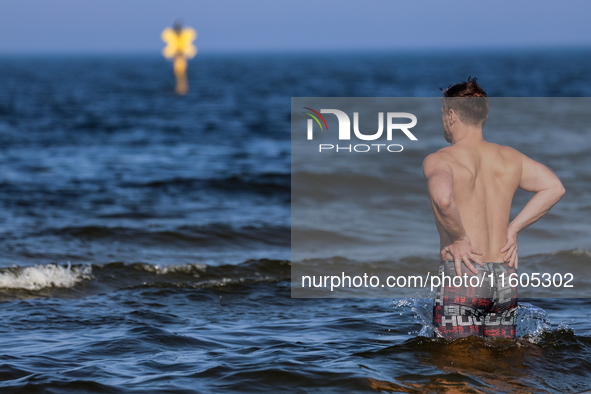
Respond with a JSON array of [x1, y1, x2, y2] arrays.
[[0, 0, 590, 53]]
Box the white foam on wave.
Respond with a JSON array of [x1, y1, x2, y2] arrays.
[[0, 263, 92, 290], [570, 248, 591, 257], [134, 262, 208, 275]]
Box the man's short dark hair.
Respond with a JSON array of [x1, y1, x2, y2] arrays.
[[441, 77, 489, 126]]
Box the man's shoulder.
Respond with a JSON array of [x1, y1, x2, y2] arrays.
[[423, 147, 455, 165], [488, 142, 525, 162], [422, 149, 454, 177]]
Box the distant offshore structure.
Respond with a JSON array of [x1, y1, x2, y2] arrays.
[[161, 21, 197, 95]]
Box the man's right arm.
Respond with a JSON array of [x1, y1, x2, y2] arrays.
[[501, 152, 566, 268], [423, 152, 483, 275]]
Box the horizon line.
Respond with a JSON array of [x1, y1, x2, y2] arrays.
[[0, 44, 590, 56]]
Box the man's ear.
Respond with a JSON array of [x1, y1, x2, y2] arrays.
[[448, 108, 456, 125]]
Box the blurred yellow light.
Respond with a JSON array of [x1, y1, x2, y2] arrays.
[[162, 27, 197, 59]]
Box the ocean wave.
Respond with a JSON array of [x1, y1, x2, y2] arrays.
[[554, 248, 591, 257], [34, 223, 290, 248], [0, 259, 290, 298], [0, 262, 92, 290], [2, 248, 590, 298], [123, 172, 290, 196]]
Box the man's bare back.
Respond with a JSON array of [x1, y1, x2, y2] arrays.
[[430, 141, 521, 263], [424, 135, 564, 275]]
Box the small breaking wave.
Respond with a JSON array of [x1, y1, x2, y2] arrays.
[[0, 259, 290, 300], [0, 262, 92, 291]]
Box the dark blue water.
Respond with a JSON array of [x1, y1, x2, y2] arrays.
[[1, 50, 591, 393]]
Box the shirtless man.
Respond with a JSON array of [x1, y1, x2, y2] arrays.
[[423, 78, 565, 339]]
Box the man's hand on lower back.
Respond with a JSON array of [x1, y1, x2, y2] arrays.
[[501, 226, 519, 269], [442, 236, 484, 276]]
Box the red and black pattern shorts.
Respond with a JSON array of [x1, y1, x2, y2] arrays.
[[433, 260, 518, 339]]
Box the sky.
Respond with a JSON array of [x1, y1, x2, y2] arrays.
[[0, 0, 590, 54]]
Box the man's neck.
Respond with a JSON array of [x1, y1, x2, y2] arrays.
[[451, 125, 485, 145]]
